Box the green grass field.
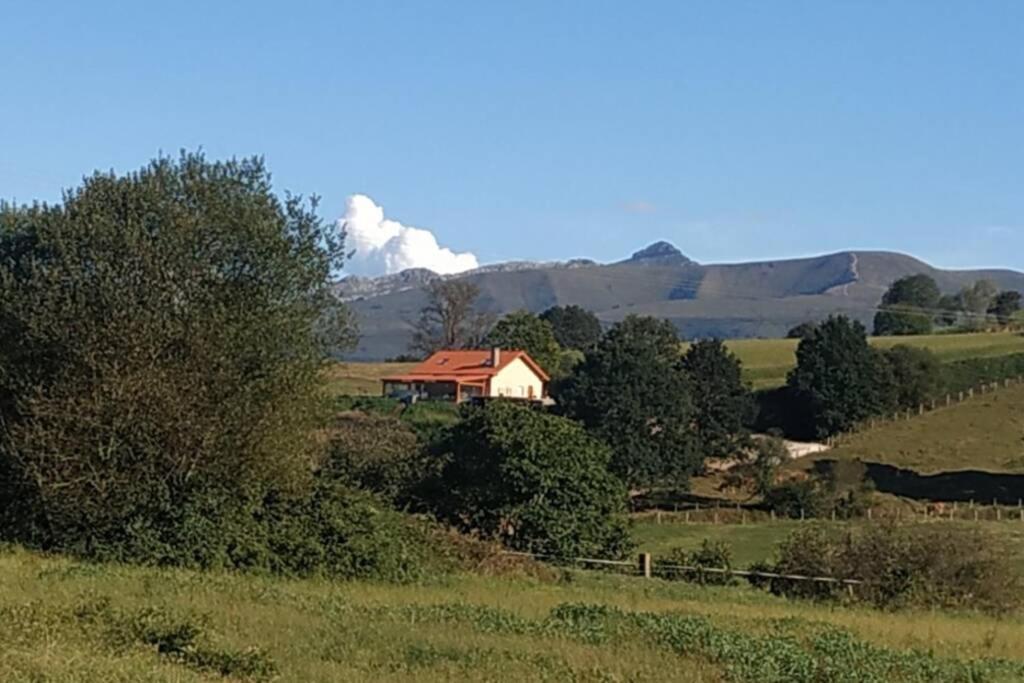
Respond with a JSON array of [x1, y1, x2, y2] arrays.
[[4, 545, 1024, 682], [632, 519, 1024, 571], [325, 362, 416, 396], [811, 381, 1024, 474]]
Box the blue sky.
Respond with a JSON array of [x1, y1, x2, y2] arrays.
[[2, 1, 1022, 273]]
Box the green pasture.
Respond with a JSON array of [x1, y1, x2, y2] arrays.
[[3, 545, 1024, 681]]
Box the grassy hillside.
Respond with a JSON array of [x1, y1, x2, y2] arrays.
[[3, 546, 1024, 682], [807, 381, 1024, 474]]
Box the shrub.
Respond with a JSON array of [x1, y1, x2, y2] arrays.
[[757, 523, 1021, 612], [324, 411, 429, 506], [657, 540, 736, 585], [427, 401, 634, 560], [762, 479, 831, 519]]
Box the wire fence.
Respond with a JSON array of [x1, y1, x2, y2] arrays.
[[631, 500, 1024, 526]]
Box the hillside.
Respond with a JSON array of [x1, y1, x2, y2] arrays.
[[811, 381, 1024, 475], [341, 243, 1024, 360], [4, 546, 1024, 682]]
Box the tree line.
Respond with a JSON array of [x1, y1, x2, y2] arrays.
[[872, 273, 1020, 336]]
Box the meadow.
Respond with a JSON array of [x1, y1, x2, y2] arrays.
[[818, 381, 1024, 474], [4, 545, 1024, 682], [327, 331, 1024, 394]]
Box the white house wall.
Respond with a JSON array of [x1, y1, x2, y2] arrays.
[[488, 357, 544, 398]]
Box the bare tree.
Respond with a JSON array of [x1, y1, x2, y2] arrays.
[[409, 280, 494, 356]]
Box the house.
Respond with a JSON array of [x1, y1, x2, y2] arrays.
[[381, 348, 549, 402]]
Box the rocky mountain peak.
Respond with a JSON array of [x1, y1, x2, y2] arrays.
[[627, 241, 694, 266]]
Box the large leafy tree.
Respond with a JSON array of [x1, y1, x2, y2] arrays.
[[958, 279, 999, 329], [0, 153, 357, 555], [880, 345, 940, 410], [540, 305, 603, 351], [788, 316, 889, 438], [556, 315, 699, 489], [873, 274, 940, 336], [428, 401, 633, 559], [485, 310, 561, 375], [988, 290, 1022, 326], [681, 339, 754, 458], [409, 279, 493, 356]]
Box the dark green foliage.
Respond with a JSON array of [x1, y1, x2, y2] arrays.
[[427, 401, 634, 560], [0, 154, 441, 581], [0, 152, 355, 559], [324, 411, 430, 505], [762, 479, 831, 519], [873, 274, 940, 335], [880, 345, 940, 410], [873, 306, 933, 336], [762, 523, 1021, 612], [259, 479, 439, 582], [937, 352, 1024, 395], [881, 274, 941, 309], [785, 322, 818, 339], [935, 294, 962, 326], [485, 310, 561, 375], [787, 316, 890, 438], [556, 315, 699, 489], [540, 304, 603, 351], [657, 540, 736, 585], [764, 460, 873, 519], [681, 339, 754, 458], [77, 601, 277, 680], [752, 436, 787, 496], [988, 290, 1022, 325], [333, 395, 461, 443]]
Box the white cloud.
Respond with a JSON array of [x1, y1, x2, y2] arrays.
[[338, 194, 479, 276]]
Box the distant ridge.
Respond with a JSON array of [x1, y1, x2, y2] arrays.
[[339, 242, 1024, 360]]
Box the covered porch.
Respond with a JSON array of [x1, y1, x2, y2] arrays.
[[381, 374, 489, 402]]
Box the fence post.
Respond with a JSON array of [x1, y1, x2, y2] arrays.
[[656, 510, 662, 524], [800, 508, 805, 521], [639, 553, 652, 579], [770, 509, 776, 522], [945, 394, 951, 407], [918, 403, 924, 416]]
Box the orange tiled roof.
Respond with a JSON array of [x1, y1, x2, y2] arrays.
[[382, 349, 549, 383]]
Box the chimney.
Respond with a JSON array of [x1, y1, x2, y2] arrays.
[[491, 347, 501, 367]]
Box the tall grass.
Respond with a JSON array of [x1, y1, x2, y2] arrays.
[[2, 546, 1023, 681]]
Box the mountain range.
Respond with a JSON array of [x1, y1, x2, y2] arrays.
[[337, 242, 1024, 361]]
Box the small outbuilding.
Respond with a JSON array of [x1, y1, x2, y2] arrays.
[[381, 347, 549, 402]]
